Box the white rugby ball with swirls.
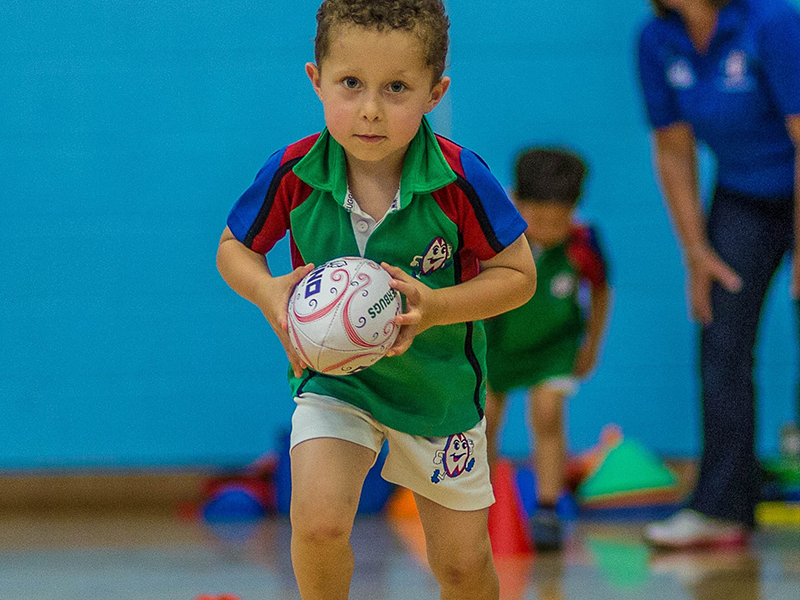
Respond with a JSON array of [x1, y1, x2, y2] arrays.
[[287, 257, 402, 376]]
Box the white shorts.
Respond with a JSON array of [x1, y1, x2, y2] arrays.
[[539, 376, 579, 396], [290, 392, 495, 511]]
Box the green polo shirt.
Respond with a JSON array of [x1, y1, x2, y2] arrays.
[[227, 118, 527, 436]]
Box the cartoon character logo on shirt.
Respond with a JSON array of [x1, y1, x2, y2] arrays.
[[431, 433, 475, 483], [667, 58, 695, 89], [550, 272, 576, 299], [721, 50, 753, 91], [410, 236, 453, 278]]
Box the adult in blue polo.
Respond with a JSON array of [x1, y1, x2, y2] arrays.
[[637, 0, 800, 549]]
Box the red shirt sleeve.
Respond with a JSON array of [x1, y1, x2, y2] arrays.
[[567, 224, 609, 288]]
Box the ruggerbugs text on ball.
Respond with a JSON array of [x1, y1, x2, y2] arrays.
[[287, 257, 402, 376]]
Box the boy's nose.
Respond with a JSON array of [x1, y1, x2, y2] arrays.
[[360, 92, 382, 121]]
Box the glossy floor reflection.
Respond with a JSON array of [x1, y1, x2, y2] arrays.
[[0, 510, 797, 600]]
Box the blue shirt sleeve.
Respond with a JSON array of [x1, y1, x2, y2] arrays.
[[227, 146, 288, 248], [637, 24, 680, 129], [759, 2, 800, 117], [459, 149, 528, 253]]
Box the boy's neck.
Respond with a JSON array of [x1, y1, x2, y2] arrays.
[[345, 145, 408, 221]]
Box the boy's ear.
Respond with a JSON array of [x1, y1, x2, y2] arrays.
[[424, 76, 451, 113], [305, 62, 323, 98]]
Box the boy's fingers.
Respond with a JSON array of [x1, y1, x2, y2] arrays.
[[387, 327, 416, 356], [381, 262, 405, 278], [288, 348, 308, 377], [291, 263, 315, 284], [393, 309, 421, 326], [291, 361, 305, 378], [390, 278, 421, 304]]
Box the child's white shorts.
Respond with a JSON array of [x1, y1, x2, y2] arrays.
[[290, 392, 495, 512]]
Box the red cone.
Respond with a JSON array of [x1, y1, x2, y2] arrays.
[[488, 459, 534, 556]]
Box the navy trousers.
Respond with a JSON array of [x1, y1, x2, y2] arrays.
[[689, 187, 794, 527]]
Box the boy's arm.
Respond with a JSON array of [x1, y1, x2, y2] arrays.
[[216, 226, 314, 377], [383, 233, 536, 356], [574, 283, 612, 378]]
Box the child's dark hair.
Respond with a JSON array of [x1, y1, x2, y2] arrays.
[[315, 0, 449, 81], [515, 148, 587, 206]]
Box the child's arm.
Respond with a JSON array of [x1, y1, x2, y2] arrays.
[[216, 226, 315, 377], [574, 283, 612, 378], [382, 233, 536, 356]]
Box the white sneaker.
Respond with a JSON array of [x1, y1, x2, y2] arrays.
[[644, 509, 748, 550]]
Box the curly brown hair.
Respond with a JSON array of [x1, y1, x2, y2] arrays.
[[314, 0, 449, 81], [649, 0, 732, 18]]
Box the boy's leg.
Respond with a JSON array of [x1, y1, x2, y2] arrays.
[[530, 385, 567, 506], [528, 383, 570, 551], [414, 492, 499, 600], [290, 437, 376, 600], [483, 388, 507, 466]]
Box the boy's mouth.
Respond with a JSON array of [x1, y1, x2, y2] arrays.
[[355, 134, 386, 143]]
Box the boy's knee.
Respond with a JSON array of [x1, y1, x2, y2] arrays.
[[293, 520, 350, 545], [291, 499, 354, 544], [292, 511, 351, 545], [428, 544, 493, 588]]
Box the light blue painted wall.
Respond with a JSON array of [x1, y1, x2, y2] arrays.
[[1, 0, 797, 470]]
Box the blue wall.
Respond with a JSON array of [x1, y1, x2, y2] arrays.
[[1, 0, 797, 470]]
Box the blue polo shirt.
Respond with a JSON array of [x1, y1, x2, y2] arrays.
[[638, 0, 800, 197]]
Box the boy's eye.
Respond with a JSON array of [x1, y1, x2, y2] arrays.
[[343, 77, 359, 89], [389, 81, 405, 93]]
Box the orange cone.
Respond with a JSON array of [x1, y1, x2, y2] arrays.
[[385, 486, 419, 519], [488, 460, 534, 556]]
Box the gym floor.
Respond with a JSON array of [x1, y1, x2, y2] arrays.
[[1, 509, 798, 600]]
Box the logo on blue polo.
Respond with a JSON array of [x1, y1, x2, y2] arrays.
[[720, 50, 753, 91], [667, 58, 695, 89], [410, 236, 453, 278], [431, 433, 475, 483]]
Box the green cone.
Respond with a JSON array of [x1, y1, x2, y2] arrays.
[[578, 439, 677, 502]]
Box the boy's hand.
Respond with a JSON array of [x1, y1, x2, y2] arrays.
[[257, 263, 315, 377], [381, 263, 438, 357]]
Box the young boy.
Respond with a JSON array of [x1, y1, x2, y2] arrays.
[[484, 148, 611, 552], [216, 1, 536, 598]]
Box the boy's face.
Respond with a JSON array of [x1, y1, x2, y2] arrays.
[[306, 25, 449, 170], [515, 198, 575, 248]]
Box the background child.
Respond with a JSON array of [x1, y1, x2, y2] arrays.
[[216, 1, 536, 598], [484, 148, 611, 551]]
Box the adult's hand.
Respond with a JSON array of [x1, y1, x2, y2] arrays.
[[686, 246, 742, 325], [792, 250, 800, 300]]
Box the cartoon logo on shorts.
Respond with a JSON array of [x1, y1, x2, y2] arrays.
[[410, 236, 452, 278], [431, 433, 475, 483]]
